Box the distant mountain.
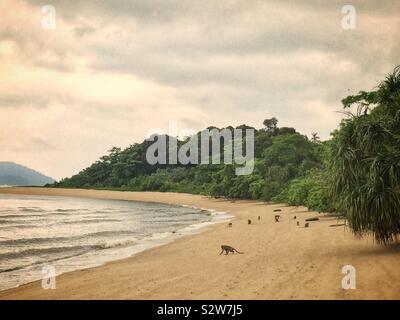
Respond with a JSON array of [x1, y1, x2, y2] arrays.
[[0, 162, 55, 186]]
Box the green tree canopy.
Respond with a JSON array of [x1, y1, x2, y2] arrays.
[[331, 66, 400, 243]]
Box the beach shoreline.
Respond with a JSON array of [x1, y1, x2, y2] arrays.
[[0, 191, 233, 292], [0, 187, 399, 300]]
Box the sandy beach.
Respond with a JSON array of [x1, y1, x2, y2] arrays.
[[0, 187, 399, 300]]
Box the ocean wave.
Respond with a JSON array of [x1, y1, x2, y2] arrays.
[[0, 219, 22, 225], [0, 237, 141, 272], [0, 224, 34, 230], [0, 213, 47, 221], [0, 248, 95, 273], [56, 209, 80, 213], [4, 216, 92, 226], [0, 245, 93, 261], [96, 238, 138, 249], [62, 218, 122, 224], [0, 218, 123, 229], [0, 230, 138, 247], [18, 207, 45, 213], [0, 217, 50, 225], [141, 217, 205, 224]]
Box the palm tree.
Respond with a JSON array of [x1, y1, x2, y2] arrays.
[[330, 66, 400, 244], [311, 132, 320, 144]]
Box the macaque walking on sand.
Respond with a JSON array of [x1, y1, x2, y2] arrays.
[[220, 245, 243, 255]]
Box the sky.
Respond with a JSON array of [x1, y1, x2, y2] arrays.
[[1, 0, 399, 180]]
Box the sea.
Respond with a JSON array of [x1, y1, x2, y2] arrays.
[[0, 193, 232, 291]]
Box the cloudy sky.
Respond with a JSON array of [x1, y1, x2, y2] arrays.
[[1, 0, 399, 180]]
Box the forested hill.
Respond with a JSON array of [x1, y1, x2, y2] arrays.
[[55, 120, 325, 204], [56, 67, 400, 244]]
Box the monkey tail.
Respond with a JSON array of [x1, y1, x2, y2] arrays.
[[234, 249, 243, 254]]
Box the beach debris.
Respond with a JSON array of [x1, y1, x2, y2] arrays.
[[305, 217, 319, 222], [297, 221, 300, 226], [293, 216, 297, 219], [274, 215, 281, 222], [329, 223, 346, 227], [273, 209, 282, 212], [248, 219, 252, 225], [220, 245, 243, 255], [305, 223, 310, 228], [228, 222, 233, 228], [258, 216, 261, 221]]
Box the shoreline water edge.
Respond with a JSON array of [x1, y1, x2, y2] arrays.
[[0, 190, 233, 291]]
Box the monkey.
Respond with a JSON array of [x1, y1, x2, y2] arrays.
[[274, 215, 281, 222], [258, 216, 261, 221], [273, 209, 282, 212], [248, 219, 252, 225], [228, 222, 233, 228], [220, 245, 243, 255], [293, 216, 297, 219], [297, 221, 300, 226], [305, 223, 310, 228]]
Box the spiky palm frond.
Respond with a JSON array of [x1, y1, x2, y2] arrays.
[[330, 66, 400, 244]]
